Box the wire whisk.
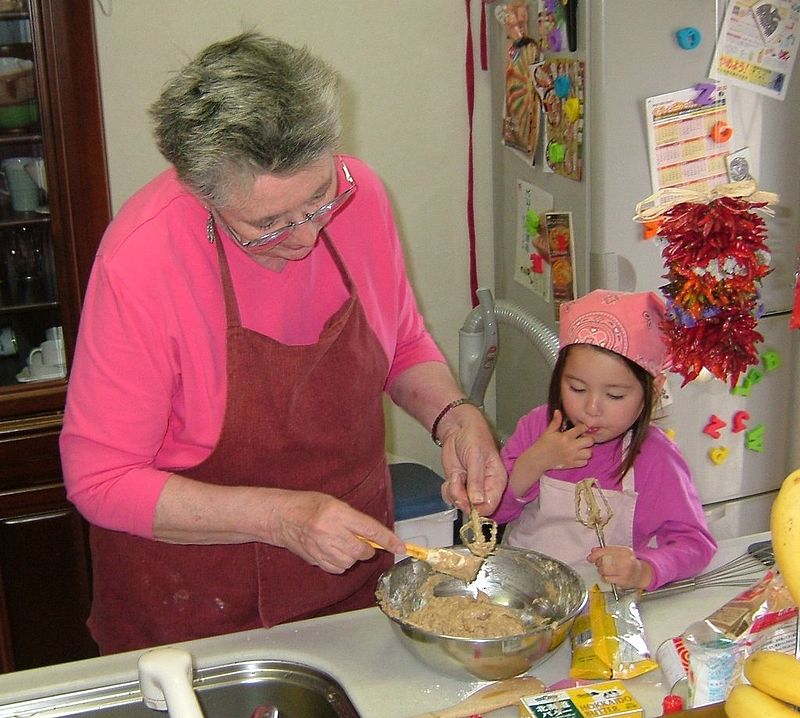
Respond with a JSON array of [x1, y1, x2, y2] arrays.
[[642, 541, 774, 600]]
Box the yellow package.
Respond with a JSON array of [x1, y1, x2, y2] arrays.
[[570, 587, 613, 679], [569, 585, 657, 680], [519, 679, 643, 718]]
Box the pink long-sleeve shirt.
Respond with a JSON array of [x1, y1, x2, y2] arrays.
[[493, 405, 717, 589], [60, 156, 445, 538]]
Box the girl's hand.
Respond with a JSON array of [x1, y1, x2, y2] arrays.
[[534, 409, 594, 471], [587, 545, 653, 590], [508, 410, 594, 498]]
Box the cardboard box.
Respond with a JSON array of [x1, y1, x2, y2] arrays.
[[519, 680, 643, 718]]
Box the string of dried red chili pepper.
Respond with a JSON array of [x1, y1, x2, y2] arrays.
[[657, 196, 771, 387]]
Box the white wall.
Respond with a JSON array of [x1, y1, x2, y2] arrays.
[[92, 0, 494, 474]]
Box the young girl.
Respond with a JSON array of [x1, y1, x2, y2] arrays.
[[492, 290, 716, 591]]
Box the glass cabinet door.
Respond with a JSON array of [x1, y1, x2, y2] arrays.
[[0, 2, 62, 390], [0, 0, 108, 673]]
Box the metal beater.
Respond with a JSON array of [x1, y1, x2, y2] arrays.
[[575, 478, 619, 599], [459, 503, 498, 558]]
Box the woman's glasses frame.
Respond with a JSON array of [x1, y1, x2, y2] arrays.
[[221, 159, 356, 250]]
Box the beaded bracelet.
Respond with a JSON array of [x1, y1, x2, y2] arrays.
[[431, 397, 474, 446]]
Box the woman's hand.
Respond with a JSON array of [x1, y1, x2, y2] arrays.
[[153, 475, 405, 574], [385, 363, 508, 516], [438, 402, 507, 514], [268, 490, 407, 573], [587, 545, 653, 590]]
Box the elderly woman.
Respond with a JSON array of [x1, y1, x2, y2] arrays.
[[60, 32, 505, 654]]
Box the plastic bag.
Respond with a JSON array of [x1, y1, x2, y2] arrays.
[[663, 569, 798, 707], [570, 585, 658, 680], [682, 620, 741, 707]]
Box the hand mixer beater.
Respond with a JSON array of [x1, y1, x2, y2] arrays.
[[459, 503, 498, 558], [575, 478, 619, 599]]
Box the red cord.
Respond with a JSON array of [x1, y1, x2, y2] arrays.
[[480, 0, 489, 70], [465, 0, 479, 307]]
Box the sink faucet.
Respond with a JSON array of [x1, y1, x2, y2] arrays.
[[138, 647, 205, 718]]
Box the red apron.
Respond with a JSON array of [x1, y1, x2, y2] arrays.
[[87, 229, 393, 654]]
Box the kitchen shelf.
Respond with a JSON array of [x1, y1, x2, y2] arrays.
[[0, 299, 57, 313], [0, 131, 40, 144], [0, 213, 49, 227]]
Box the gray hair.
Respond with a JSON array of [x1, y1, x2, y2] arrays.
[[149, 32, 341, 207]]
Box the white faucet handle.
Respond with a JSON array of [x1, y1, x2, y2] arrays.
[[137, 647, 205, 717]]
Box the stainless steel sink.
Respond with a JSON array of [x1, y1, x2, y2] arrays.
[[0, 660, 362, 718]]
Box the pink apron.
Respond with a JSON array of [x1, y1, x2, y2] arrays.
[[87, 229, 393, 654], [503, 467, 637, 567]]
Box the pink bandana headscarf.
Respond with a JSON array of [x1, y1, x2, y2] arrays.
[[559, 290, 668, 376]]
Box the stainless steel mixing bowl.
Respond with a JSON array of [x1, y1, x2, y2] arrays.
[[375, 545, 587, 681]]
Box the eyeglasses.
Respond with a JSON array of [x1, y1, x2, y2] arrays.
[[223, 160, 356, 250]]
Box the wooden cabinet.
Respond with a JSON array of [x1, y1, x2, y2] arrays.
[[0, 417, 97, 670], [0, 0, 110, 672]]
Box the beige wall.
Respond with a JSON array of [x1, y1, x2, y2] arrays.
[[93, 1, 494, 473]]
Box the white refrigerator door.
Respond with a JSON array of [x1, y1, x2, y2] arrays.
[[657, 313, 794, 504], [703, 491, 777, 541], [586, 0, 722, 294], [587, 0, 798, 313]]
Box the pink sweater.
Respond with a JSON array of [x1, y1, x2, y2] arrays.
[[60, 156, 445, 537]]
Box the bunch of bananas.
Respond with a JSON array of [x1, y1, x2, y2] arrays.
[[725, 468, 800, 718], [727, 651, 800, 716]]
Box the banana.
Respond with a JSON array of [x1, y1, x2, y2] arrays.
[[744, 650, 800, 706], [725, 684, 798, 718], [770, 468, 800, 605]]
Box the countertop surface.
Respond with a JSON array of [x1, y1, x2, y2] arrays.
[[0, 532, 770, 717]]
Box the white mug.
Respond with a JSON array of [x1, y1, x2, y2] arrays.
[[24, 157, 46, 204], [28, 338, 64, 368], [0, 326, 17, 356], [1, 156, 40, 212], [24, 157, 46, 189], [27, 354, 66, 379], [45, 325, 63, 342]]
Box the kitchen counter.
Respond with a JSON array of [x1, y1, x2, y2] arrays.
[[0, 532, 770, 717]]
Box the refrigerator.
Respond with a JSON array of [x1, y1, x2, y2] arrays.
[[484, 0, 800, 540]]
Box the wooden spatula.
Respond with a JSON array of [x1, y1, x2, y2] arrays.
[[406, 675, 545, 718], [358, 536, 484, 582]]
